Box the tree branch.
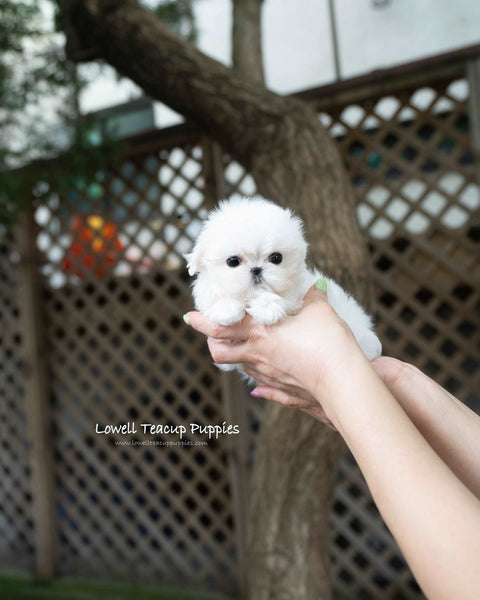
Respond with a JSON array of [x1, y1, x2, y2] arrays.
[[64, 0, 296, 166], [61, 4, 373, 597], [62, 0, 369, 295]]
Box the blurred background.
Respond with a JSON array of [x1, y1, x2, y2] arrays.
[[0, 1, 479, 599]]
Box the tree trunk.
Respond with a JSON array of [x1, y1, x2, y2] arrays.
[[63, 2, 371, 598], [232, 0, 265, 83]]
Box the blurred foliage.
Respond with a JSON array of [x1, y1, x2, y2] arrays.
[[153, 0, 198, 43], [0, 570, 230, 599], [0, 0, 198, 229]]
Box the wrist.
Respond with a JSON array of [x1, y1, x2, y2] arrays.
[[311, 341, 374, 428]]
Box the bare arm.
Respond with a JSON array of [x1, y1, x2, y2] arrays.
[[373, 356, 480, 499], [186, 285, 480, 600], [320, 351, 480, 600]]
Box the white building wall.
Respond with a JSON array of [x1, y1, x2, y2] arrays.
[[336, 0, 480, 80], [80, 0, 480, 123], [194, 0, 480, 93]]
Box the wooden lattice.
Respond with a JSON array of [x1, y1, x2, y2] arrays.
[[0, 231, 35, 570], [33, 142, 239, 594], [223, 74, 479, 599], [323, 78, 479, 416], [0, 57, 479, 599]]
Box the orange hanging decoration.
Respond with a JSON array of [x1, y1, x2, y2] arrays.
[[61, 215, 124, 279]]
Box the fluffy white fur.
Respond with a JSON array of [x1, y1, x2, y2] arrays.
[[185, 195, 382, 376]]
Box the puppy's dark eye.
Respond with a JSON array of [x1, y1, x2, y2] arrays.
[[226, 256, 241, 268], [269, 252, 283, 265]]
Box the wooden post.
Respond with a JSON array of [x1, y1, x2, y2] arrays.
[[201, 136, 225, 205], [17, 208, 58, 579], [467, 58, 480, 184], [327, 0, 342, 81], [202, 137, 249, 597], [221, 373, 250, 598]]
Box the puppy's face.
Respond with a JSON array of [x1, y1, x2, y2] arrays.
[[185, 197, 307, 298]]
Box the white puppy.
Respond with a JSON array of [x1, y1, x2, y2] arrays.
[[185, 195, 381, 375]]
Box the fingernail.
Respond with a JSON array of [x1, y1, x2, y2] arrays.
[[315, 278, 327, 292], [183, 313, 190, 325], [250, 390, 262, 398]]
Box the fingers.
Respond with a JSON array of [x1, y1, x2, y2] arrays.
[[185, 311, 253, 341], [186, 277, 329, 340], [372, 356, 428, 391], [372, 355, 444, 403], [251, 385, 312, 410], [251, 385, 337, 430], [372, 355, 457, 406], [302, 278, 329, 307], [371, 356, 409, 387], [207, 337, 251, 364]]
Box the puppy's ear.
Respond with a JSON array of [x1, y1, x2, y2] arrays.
[[184, 243, 204, 276]]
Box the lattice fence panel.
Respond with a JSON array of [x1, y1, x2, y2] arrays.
[[33, 141, 238, 595], [223, 73, 479, 599], [1, 66, 479, 599], [0, 231, 35, 570], [323, 76, 478, 598], [321, 77, 480, 415]]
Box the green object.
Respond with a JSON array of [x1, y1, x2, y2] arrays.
[[87, 182, 104, 199], [315, 278, 328, 292], [0, 571, 231, 600], [0, 0, 199, 228], [366, 151, 383, 169], [183, 313, 191, 325]]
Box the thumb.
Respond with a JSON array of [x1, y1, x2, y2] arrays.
[[302, 277, 329, 307]]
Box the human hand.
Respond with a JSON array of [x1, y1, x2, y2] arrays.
[[372, 354, 480, 501], [371, 355, 457, 404], [185, 281, 365, 428]]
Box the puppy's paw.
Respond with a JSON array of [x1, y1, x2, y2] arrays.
[[206, 298, 245, 326], [215, 362, 239, 373], [215, 363, 257, 385], [247, 297, 287, 325], [286, 298, 304, 315], [359, 330, 382, 361]]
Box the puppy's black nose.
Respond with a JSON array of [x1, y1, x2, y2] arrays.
[[251, 267, 262, 277]]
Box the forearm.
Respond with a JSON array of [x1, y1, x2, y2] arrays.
[[186, 292, 480, 598], [374, 358, 480, 499], [322, 354, 480, 600]]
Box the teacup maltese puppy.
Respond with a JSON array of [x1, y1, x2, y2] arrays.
[[185, 195, 381, 375]]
